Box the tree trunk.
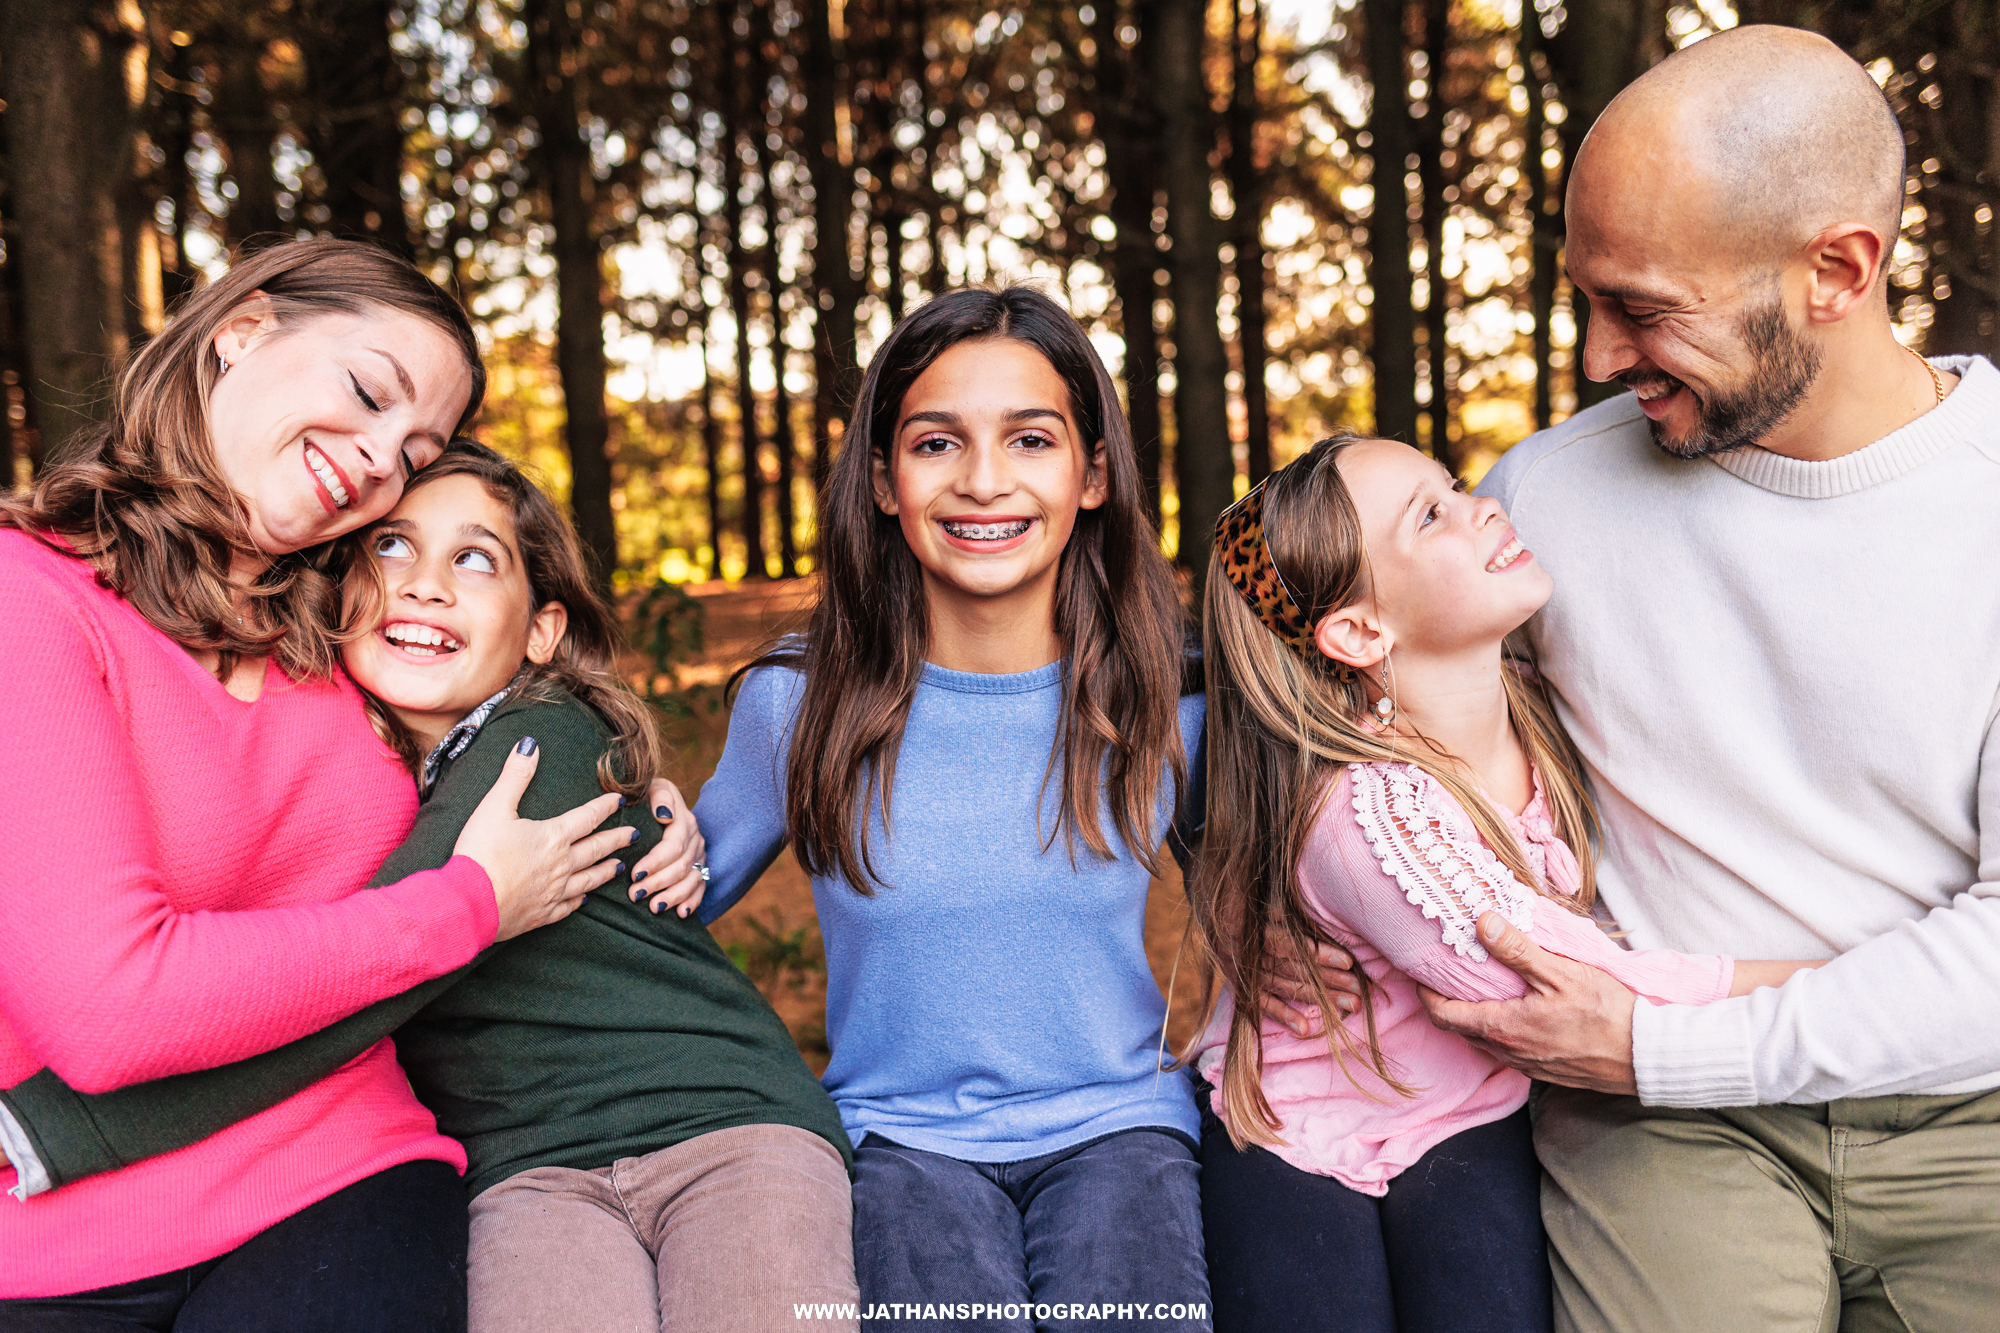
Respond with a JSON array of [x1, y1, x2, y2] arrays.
[[699, 307, 726, 579], [1154, 0, 1233, 579], [725, 120, 768, 580], [1365, 0, 1418, 445], [214, 37, 283, 247], [1547, 0, 1662, 407], [758, 126, 800, 578], [299, 0, 411, 254], [1095, 3, 1165, 519], [0, 0, 140, 464], [1521, 23, 1556, 431], [525, 0, 617, 585], [155, 24, 198, 311], [1228, 0, 1271, 483], [803, 0, 861, 496], [0, 186, 26, 481], [117, 29, 158, 350], [1921, 0, 1998, 360], [1416, 0, 1451, 470]]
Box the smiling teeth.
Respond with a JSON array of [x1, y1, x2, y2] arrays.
[[305, 445, 350, 509], [1487, 539, 1525, 573], [942, 519, 1031, 541], [384, 623, 462, 655]]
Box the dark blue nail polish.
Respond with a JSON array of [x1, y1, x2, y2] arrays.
[[655, 805, 673, 821], [629, 886, 643, 901], [627, 827, 640, 845], [633, 869, 647, 882], [515, 736, 537, 756], [616, 795, 628, 809]]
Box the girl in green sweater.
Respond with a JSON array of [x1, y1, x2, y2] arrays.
[[2, 442, 857, 1333]]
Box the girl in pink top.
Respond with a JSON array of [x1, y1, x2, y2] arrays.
[[1187, 433, 1818, 1333], [0, 239, 668, 1327]]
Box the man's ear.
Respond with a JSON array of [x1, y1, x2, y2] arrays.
[[525, 601, 569, 665], [870, 449, 899, 515], [1078, 438, 1109, 511], [1802, 223, 1888, 324], [1313, 602, 1391, 672], [212, 292, 280, 372]]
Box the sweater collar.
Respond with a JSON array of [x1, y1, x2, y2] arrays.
[[420, 675, 523, 793], [919, 658, 1065, 695], [1705, 355, 1995, 499]]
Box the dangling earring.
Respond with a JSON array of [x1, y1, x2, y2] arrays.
[[1372, 653, 1397, 728], [217, 351, 231, 377]]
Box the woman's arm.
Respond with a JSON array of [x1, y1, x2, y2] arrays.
[[0, 579, 500, 1093], [0, 696, 649, 1192]]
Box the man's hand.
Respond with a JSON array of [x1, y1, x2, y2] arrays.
[[1419, 912, 1640, 1095], [1258, 934, 1362, 1038]]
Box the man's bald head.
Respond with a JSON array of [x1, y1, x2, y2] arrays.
[[1573, 26, 1905, 264]]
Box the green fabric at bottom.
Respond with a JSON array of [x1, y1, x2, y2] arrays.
[[1534, 1082, 2000, 1333]]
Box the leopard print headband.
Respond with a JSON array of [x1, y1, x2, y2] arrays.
[[1214, 481, 1320, 659]]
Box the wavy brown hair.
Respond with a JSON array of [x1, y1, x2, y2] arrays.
[[0, 237, 485, 681], [745, 287, 1193, 891], [1189, 433, 1599, 1149], [351, 440, 662, 797]]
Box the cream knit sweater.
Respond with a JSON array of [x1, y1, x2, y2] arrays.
[[1479, 355, 2000, 1107]]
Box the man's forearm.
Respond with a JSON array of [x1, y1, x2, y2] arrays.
[[1634, 892, 2000, 1107]]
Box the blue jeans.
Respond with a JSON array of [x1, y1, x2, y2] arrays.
[[852, 1127, 1212, 1332], [1200, 1098, 1550, 1333]]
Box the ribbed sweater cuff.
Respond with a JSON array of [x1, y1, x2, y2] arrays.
[[1632, 997, 1758, 1108]]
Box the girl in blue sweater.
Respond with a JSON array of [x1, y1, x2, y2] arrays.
[[665, 289, 1209, 1330]]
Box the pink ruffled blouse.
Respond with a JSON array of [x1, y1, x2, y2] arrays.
[[1193, 761, 1733, 1195]]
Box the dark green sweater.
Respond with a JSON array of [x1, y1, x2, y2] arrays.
[[1, 688, 849, 1198]]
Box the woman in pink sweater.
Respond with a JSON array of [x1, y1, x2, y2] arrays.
[[0, 239, 654, 1329], [1188, 434, 1821, 1333]]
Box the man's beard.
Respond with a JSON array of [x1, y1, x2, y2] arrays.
[[1621, 296, 1823, 460]]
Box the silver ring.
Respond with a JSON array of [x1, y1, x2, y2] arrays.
[[694, 861, 711, 883]]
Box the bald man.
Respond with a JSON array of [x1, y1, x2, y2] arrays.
[[1431, 25, 2000, 1333]]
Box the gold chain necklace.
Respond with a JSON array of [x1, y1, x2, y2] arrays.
[[1909, 343, 1945, 406]]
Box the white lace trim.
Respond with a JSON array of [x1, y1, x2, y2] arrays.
[[1348, 762, 1536, 962]]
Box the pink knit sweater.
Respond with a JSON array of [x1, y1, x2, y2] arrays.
[[1195, 761, 1733, 1195], [0, 530, 498, 1297]]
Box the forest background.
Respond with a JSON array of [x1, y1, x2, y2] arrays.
[[2, 0, 1995, 1058]]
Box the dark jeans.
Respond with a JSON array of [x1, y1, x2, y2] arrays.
[[1200, 1101, 1551, 1333], [0, 1160, 469, 1333], [853, 1127, 1211, 1332]]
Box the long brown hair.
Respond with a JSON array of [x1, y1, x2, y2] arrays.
[[352, 440, 663, 797], [746, 287, 1192, 891], [0, 237, 486, 681], [1190, 433, 1599, 1149]]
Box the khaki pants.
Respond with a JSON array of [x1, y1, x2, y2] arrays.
[[1534, 1084, 2000, 1333], [467, 1123, 858, 1333]]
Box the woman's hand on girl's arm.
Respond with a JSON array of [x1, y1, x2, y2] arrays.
[[632, 778, 709, 917], [1727, 960, 1827, 997], [455, 738, 634, 941]]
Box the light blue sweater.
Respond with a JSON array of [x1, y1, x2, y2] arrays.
[[694, 657, 1205, 1161]]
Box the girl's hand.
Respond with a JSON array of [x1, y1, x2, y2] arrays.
[[455, 738, 635, 942], [1259, 935, 1363, 1036], [1727, 959, 1827, 996], [630, 778, 709, 918]]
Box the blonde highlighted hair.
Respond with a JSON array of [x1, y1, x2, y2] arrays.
[[1188, 433, 1599, 1150]]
